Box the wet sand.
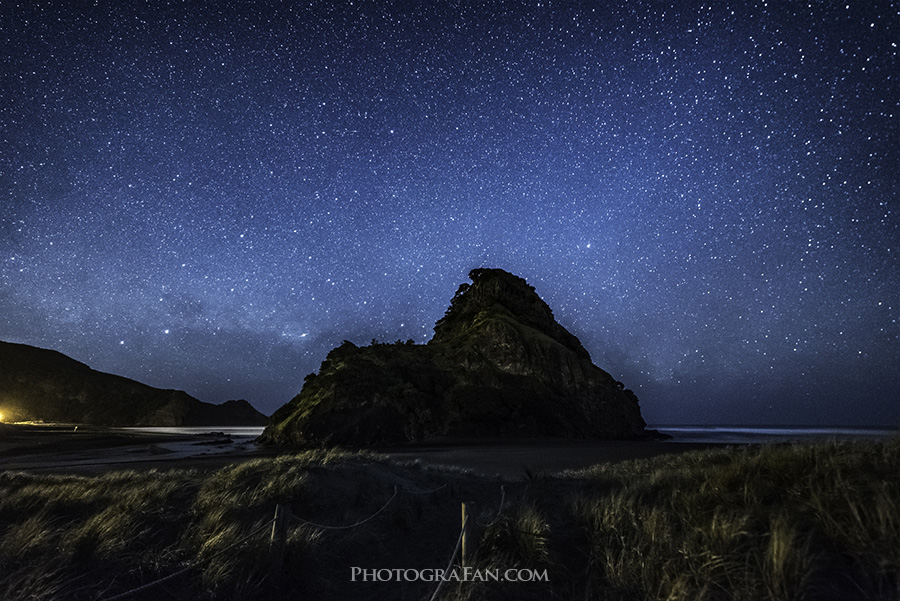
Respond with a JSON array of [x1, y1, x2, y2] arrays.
[[0, 424, 724, 479]]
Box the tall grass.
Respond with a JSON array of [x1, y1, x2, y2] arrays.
[[1, 441, 898, 600], [437, 439, 900, 601], [0, 449, 452, 600], [568, 439, 900, 601], [0, 469, 196, 600], [184, 450, 358, 595]]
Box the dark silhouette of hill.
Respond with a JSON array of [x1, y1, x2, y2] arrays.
[[262, 268, 649, 446], [0, 341, 267, 426]]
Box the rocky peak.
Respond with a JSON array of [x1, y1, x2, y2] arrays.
[[261, 268, 648, 446], [432, 268, 590, 360]]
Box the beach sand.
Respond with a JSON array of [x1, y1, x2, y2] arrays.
[[0, 423, 274, 474], [1, 423, 722, 478], [375, 438, 723, 479]]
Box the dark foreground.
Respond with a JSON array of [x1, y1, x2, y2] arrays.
[[2, 425, 898, 601]]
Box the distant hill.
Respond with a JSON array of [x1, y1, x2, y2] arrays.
[[0, 341, 267, 426], [261, 268, 649, 446]]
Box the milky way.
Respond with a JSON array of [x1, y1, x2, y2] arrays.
[[1, 1, 897, 425]]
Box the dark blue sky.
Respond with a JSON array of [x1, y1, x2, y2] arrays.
[[2, 1, 898, 425]]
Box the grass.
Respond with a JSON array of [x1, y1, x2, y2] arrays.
[[565, 439, 900, 601], [1, 440, 899, 600]]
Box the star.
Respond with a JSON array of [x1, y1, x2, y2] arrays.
[[0, 0, 896, 425]]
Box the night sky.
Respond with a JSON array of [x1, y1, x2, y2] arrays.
[[2, 1, 898, 426]]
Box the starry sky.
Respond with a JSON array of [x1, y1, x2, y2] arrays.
[[2, 1, 898, 426]]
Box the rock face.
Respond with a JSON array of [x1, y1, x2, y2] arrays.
[[261, 268, 648, 446], [0, 341, 267, 426]]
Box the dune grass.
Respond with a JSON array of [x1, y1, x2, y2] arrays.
[[574, 441, 900, 600], [428, 439, 900, 601], [0, 468, 197, 599], [1, 440, 898, 600], [563, 439, 900, 601], [0, 448, 452, 600]]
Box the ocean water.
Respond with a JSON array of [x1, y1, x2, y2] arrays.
[[654, 426, 899, 444]]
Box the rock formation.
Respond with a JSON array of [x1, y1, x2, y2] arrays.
[[0, 341, 267, 426], [261, 268, 648, 446]]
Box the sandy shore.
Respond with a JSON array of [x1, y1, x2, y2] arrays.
[[0, 424, 724, 478], [0, 423, 274, 474], [376, 438, 724, 479]]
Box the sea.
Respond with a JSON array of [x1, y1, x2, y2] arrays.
[[653, 426, 899, 444], [120, 426, 266, 439]]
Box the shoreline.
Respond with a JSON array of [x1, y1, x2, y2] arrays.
[[0, 423, 272, 474], [1, 423, 725, 478], [13, 422, 892, 479]]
